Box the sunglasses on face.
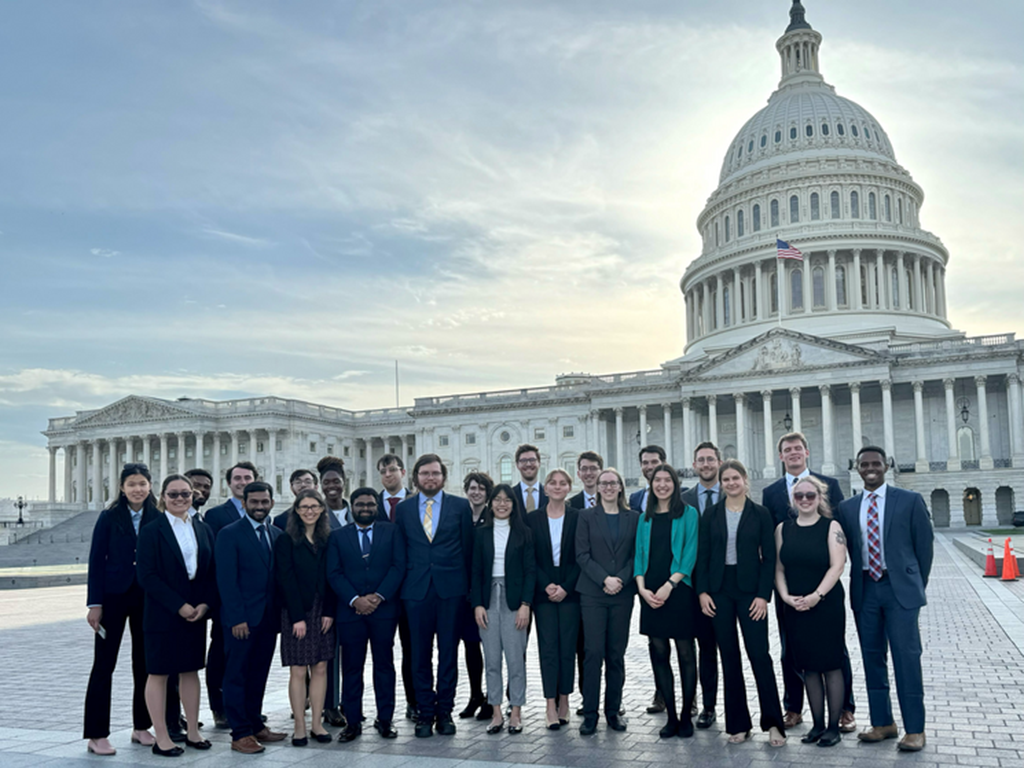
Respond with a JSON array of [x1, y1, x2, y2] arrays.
[[792, 492, 818, 501], [165, 491, 192, 500]]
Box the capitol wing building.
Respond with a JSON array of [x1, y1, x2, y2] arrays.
[[41, 2, 1023, 529]]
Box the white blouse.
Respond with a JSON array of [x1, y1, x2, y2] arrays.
[[165, 511, 198, 580]]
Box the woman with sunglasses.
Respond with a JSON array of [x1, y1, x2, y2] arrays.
[[774, 476, 848, 747], [136, 474, 216, 756], [275, 489, 337, 746], [83, 462, 160, 756]]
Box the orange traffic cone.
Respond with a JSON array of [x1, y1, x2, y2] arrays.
[[1001, 538, 1018, 581], [983, 538, 999, 577], [1010, 539, 1021, 579]]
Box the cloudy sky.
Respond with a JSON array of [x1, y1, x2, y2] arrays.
[[1, 0, 1021, 499]]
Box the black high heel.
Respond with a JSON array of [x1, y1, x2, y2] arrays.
[[801, 727, 826, 744], [459, 696, 486, 719], [486, 720, 505, 735]]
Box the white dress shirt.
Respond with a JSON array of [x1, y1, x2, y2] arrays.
[[165, 511, 198, 580], [858, 483, 888, 571], [382, 488, 407, 508], [548, 514, 565, 567], [785, 468, 811, 496]]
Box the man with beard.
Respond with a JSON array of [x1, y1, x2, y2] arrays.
[[327, 488, 406, 741], [215, 482, 286, 753], [394, 454, 473, 738], [511, 444, 547, 518], [185, 469, 213, 517]]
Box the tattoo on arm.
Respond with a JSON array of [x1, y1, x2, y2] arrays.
[[835, 529, 846, 546]]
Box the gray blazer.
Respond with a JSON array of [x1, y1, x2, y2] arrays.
[[574, 506, 639, 599]]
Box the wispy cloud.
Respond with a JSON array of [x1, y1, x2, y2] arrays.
[[200, 229, 275, 248]]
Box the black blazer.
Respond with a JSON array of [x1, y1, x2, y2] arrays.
[[326, 522, 406, 623], [695, 498, 775, 600], [136, 514, 216, 633], [86, 500, 160, 606], [471, 524, 536, 611], [527, 506, 581, 603], [274, 532, 338, 624], [574, 506, 639, 599], [761, 472, 844, 528]]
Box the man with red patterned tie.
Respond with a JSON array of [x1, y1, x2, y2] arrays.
[[837, 447, 933, 753]]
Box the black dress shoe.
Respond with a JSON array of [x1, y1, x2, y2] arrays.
[[311, 731, 333, 743], [659, 720, 679, 738], [292, 736, 308, 747], [374, 720, 398, 739], [212, 711, 230, 730], [580, 715, 598, 735], [647, 691, 666, 714], [606, 713, 627, 731], [338, 725, 362, 742], [459, 696, 485, 719], [476, 703, 494, 721], [406, 705, 419, 721], [817, 729, 841, 747], [324, 707, 346, 727], [486, 720, 505, 735], [696, 709, 716, 729], [184, 738, 212, 750], [576, 705, 585, 716], [434, 714, 457, 735], [508, 723, 523, 735], [167, 727, 186, 744], [414, 719, 434, 738], [801, 727, 825, 744], [678, 717, 694, 738], [618, 708, 626, 716], [151, 744, 184, 757]]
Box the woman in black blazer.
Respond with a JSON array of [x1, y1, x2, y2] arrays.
[[575, 468, 639, 735], [695, 459, 785, 747], [137, 474, 216, 756], [472, 484, 536, 734], [527, 469, 580, 730], [83, 462, 160, 756]]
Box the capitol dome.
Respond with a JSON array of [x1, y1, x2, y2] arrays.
[[679, 1, 955, 359]]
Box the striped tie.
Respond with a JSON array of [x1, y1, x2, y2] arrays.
[[423, 498, 434, 542], [866, 492, 883, 581]]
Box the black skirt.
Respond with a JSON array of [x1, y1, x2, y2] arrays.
[[280, 593, 337, 667], [145, 617, 208, 675]]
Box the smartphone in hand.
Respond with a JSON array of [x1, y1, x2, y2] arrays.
[[97, 624, 107, 640]]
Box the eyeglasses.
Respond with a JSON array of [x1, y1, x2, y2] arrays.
[[597, 481, 620, 489], [792, 492, 818, 501], [352, 502, 379, 510], [418, 471, 444, 478], [165, 491, 192, 500], [491, 497, 513, 505], [296, 503, 324, 512], [517, 458, 539, 465]]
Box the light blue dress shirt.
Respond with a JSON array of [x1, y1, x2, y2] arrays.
[[418, 490, 444, 538]]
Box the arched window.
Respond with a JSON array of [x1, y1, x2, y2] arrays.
[[906, 268, 914, 309], [790, 127, 797, 140], [805, 124, 814, 137], [830, 190, 841, 219], [884, 194, 892, 222], [864, 127, 871, 139], [740, 281, 747, 320], [851, 191, 860, 218], [891, 267, 900, 308], [812, 266, 826, 308], [851, 124, 859, 138], [860, 265, 869, 306], [821, 122, 830, 136], [760, 134, 767, 148], [770, 199, 780, 227], [837, 123, 845, 136], [836, 265, 847, 305], [869, 192, 877, 220], [774, 130, 782, 143], [710, 289, 718, 328], [725, 215, 731, 242], [770, 273, 779, 314], [737, 144, 743, 159], [752, 203, 761, 232], [499, 456, 513, 484], [789, 195, 800, 223], [810, 192, 820, 220], [723, 285, 731, 326], [791, 268, 804, 310], [748, 140, 754, 154], [737, 209, 745, 237], [898, 197, 904, 224], [957, 426, 976, 461]]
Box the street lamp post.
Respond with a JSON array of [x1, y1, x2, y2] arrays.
[[14, 496, 26, 525]]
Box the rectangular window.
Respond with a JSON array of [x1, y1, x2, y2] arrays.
[[359, 448, 365, 458], [343, 446, 350, 457], [203, 446, 211, 457], [275, 439, 282, 452], [169, 448, 177, 459], [239, 443, 248, 455], [256, 441, 265, 453], [438, 435, 450, 447], [534, 428, 545, 441], [220, 444, 228, 455], [327, 443, 335, 455], [186, 447, 193, 458], [562, 425, 574, 439], [275, 475, 283, 494], [309, 441, 317, 453], [465, 433, 476, 445]]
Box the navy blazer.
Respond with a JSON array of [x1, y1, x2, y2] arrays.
[[527, 506, 581, 602], [568, 491, 589, 510], [837, 486, 934, 612], [326, 521, 406, 623], [378, 492, 408, 523], [86, 500, 159, 606], [512, 481, 547, 519], [695, 498, 776, 600], [575, 506, 639, 599], [215, 515, 281, 629], [761, 471, 844, 528], [203, 498, 247, 538], [394, 492, 473, 601], [136, 514, 216, 633]]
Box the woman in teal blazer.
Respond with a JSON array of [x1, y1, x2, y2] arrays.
[[634, 464, 699, 738]]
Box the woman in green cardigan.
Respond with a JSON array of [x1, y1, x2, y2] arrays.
[[634, 464, 699, 738]]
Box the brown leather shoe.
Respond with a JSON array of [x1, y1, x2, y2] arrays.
[[782, 711, 803, 728], [898, 732, 926, 751], [254, 727, 286, 742], [231, 735, 265, 754], [857, 723, 899, 742], [839, 710, 856, 733]]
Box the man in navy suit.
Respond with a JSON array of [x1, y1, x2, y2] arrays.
[[761, 432, 854, 731], [837, 447, 933, 752], [200, 461, 257, 729], [327, 487, 406, 742], [511, 444, 547, 518], [393, 453, 473, 738], [215, 481, 286, 754], [569, 451, 603, 510], [270, 468, 319, 530]]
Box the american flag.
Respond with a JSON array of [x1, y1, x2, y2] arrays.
[[776, 239, 803, 260]]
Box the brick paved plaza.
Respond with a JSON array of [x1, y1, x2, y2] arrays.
[[1, 532, 1022, 768]]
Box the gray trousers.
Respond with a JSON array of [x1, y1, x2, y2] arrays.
[[479, 578, 529, 707]]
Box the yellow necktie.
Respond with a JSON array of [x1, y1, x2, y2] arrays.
[[526, 486, 536, 512], [423, 498, 434, 542]]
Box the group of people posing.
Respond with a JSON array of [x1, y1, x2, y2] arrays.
[[82, 431, 933, 757]]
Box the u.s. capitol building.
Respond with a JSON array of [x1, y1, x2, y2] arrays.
[[41, 2, 1023, 529]]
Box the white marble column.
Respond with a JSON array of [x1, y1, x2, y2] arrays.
[[820, 385, 836, 475], [64, 446, 73, 503], [176, 432, 188, 474], [142, 435, 151, 472], [976, 376, 993, 469], [212, 433, 222, 497], [48, 446, 58, 502], [701, 281, 711, 335], [912, 381, 929, 472], [850, 382, 863, 462], [1008, 374, 1024, 465], [662, 404, 673, 466], [366, 437, 376, 484], [230, 431, 239, 467], [160, 433, 169, 483], [881, 379, 895, 461], [943, 379, 960, 471], [267, 430, 277, 491], [896, 251, 906, 310], [638, 406, 647, 451], [194, 431, 205, 469], [852, 249, 862, 309], [926, 259, 936, 314], [77, 441, 88, 505], [614, 408, 624, 469], [733, 393, 747, 466], [714, 275, 724, 330], [597, 412, 607, 459], [875, 250, 886, 309], [754, 261, 763, 320], [708, 395, 718, 447], [400, 434, 409, 465], [826, 249, 837, 311], [731, 268, 740, 325], [762, 391, 776, 479], [681, 397, 693, 463], [802, 255, 813, 312], [550, 418, 561, 471], [92, 439, 102, 509], [777, 258, 787, 317], [789, 387, 802, 434], [108, 439, 118, 501]]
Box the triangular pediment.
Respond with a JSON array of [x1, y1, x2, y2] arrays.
[[75, 396, 199, 427], [687, 328, 885, 380]]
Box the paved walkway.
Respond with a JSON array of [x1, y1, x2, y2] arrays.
[[1, 532, 1022, 767]]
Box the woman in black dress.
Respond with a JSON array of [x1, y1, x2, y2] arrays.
[[137, 474, 216, 756], [275, 489, 337, 746], [634, 465, 699, 738], [774, 476, 848, 747]]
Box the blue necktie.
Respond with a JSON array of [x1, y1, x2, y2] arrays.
[[257, 524, 270, 554], [360, 528, 371, 558]]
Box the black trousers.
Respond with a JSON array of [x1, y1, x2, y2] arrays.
[[398, 609, 416, 708], [205, 619, 226, 715], [403, 584, 462, 720], [534, 600, 581, 699], [339, 615, 399, 724], [580, 594, 633, 717], [222, 618, 277, 741], [695, 605, 719, 711], [83, 584, 151, 738], [711, 568, 784, 735]]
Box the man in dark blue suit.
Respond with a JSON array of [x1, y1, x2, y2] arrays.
[[760, 432, 854, 731], [214, 481, 286, 754], [837, 447, 933, 753], [327, 487, 406, 742], [511, 444, 547, 518], [200, 460, 257, 729], [393, 453, 473, 738]]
